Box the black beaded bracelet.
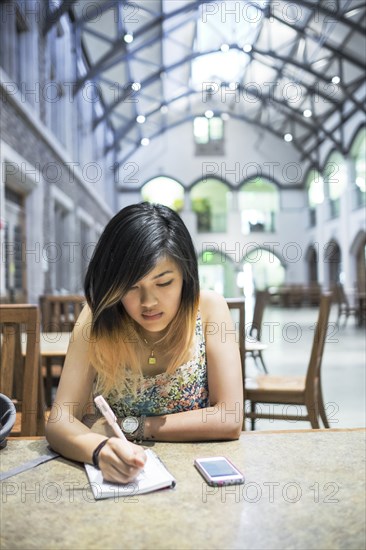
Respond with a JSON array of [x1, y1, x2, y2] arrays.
[[92, 438, 109, 468]]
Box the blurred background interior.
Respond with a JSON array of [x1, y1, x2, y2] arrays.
[[0, 0, 365, 432]]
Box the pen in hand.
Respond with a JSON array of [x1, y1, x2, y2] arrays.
[[94, 395, 130, 443], [94, 395, 146, 478]]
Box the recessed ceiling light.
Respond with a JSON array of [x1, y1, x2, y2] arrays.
[[284, 133, 293, 142], [136, 115, 146, 124], [220, 44, 230, 53], [243, 44, 252, 53], [132, 82, 141, 91], [141, 138, 150, 146], [303, 109, 312, 118], [124, 33, 133, 44], [332, 76, 340, 84], [205, 110, 214, 119]]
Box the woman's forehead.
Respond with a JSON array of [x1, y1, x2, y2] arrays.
[[141, 256, 181, 281]]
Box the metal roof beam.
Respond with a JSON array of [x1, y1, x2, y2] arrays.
[[74, 0, 212, 92], [75, 0, 162, 26], [116, 2, 142, 144], [106, 81, 342, 154], [81, 25, 115, 45], [98, 39, 347, 132], [43, 0, 78, 35], [114, 111, 319, 175], [280, 0, 366, 35], [301, 104, 360, 160], [252, 47, 364, 112], [269, 11, 366, 71], [93, 49, 216, 127]]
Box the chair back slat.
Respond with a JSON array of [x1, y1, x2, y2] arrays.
[[1, 325, 17, 396], [53, 302, 62, 327], [39, 294, 85, 332], [226, 298, 246, 381], [305, 293, 332, 393], [0, 305, 43, 436], [250, 290, 269, 339], [74, 301, 83, 321]]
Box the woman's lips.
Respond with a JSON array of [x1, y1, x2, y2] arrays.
[[142, 312, 163, 321]]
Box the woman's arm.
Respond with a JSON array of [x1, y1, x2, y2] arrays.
[[45, 305, 146, 482], [144, 291, 244, 441]]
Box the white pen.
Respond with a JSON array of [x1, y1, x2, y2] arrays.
[[94, 395, 130, 444]]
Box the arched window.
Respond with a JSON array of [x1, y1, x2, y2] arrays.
[[323, 152, 347, 219], [351, 230, 366, 295], [306, 169, 324, 227], [350, 128, 366, 209], [324, 240, 342, 287], [305, 245, 318, 284], [198, 251, 237, 296], [239, 178, 279, 234], [190, 178, 229, 232], [241, 248, 285, 291], [141, 177, 184, 211]]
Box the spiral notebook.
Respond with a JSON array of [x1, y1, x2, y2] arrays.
[[84, 448, 176, 500]]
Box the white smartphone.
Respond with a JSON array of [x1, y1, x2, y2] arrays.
[[194, 456, 244, 486]]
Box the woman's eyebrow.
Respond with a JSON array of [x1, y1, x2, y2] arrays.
[[152, 270, 174, 280]]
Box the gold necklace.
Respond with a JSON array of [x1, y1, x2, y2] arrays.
[[143, 338, 156, 365]]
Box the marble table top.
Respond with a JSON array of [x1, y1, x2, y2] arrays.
[[1, 429, 365, 550]]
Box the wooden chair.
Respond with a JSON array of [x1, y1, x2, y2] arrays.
[[39, 294, 85, 407], [246, 290, 269, 373], [333, 283, 359, 327], [39, 294, 85, 332], [0, 305, 45, 436], [245, 292, 332, 431], [226, 298, 246, 379], [226, 298, 246, 429]]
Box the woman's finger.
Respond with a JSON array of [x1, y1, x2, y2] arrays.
[[109, 438, 146, 467], [98, 439, 145, 481]]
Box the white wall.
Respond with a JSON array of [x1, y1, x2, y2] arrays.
[[117, 118, 303, 189], [116, 113, 365, 294]]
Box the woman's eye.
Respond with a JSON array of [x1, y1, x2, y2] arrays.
[[157, 280, 173, 287]]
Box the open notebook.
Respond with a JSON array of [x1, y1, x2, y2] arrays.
[[84, 448, 176, 500]]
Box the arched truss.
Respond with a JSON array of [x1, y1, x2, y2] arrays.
[[44, 0, 366, 182]]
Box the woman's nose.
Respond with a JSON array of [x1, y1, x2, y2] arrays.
[[140, 288, 158, 307]]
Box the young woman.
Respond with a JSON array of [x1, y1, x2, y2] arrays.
[[45, 202, 243, 484]]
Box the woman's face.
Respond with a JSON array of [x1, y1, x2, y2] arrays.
[[121, 256, 184, 335]]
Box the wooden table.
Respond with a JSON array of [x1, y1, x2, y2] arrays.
[[20, 332, 71, 359], [22, 332, 71, 406], [36, 334, 267, 406], [41, 333, 71, 406], [22, 332, 71, 407], [39, 332, 72, 358], [38, 335, 267, 361], [1, 429, 364, 550]]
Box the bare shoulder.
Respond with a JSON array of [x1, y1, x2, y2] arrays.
[[199, 289, 229, 324], [72, 303, 92, 337]]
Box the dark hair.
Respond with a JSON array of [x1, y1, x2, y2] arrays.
[[85, 202, 199, 394], [85, 202, 199, 335]]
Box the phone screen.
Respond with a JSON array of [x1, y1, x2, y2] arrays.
[[200, 459, 239, 477]]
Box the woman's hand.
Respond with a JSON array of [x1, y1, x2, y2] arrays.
[[97, 438, 147, 483]]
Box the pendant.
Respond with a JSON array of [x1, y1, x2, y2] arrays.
[[148, 356, 156, 365]]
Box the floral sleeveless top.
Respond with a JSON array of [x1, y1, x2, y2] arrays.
[[106, 314, 209, 417]]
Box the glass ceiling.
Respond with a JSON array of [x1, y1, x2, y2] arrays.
[[43, 0, 366, 181]]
